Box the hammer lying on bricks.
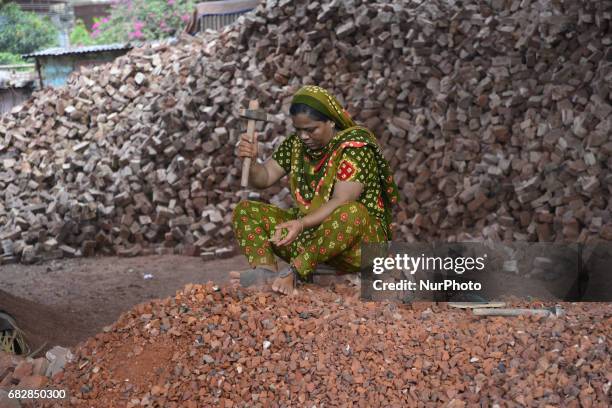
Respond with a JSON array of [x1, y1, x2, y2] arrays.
[[238, 99, 275, 199], [473, 304, 565, 318]]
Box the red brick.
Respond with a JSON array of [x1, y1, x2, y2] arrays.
[[0, 354, 18, 382], [11, 360, 32, 381], [0, 372, 16, 388], [31, 358, 49, 376], [17, 374, 48, 389]]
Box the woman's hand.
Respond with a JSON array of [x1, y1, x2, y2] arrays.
[[237, 132, 258, 159], [271, 219, 304, 246]]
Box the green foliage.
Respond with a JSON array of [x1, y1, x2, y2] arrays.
[[70, 20, 95, 46], [91, 0, 195, 43], [0, 3, 59, 55], [0, 52, 25, 65]]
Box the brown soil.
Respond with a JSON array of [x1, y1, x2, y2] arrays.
[[0, 255, 249, 355], [0, 289, 89, 357]]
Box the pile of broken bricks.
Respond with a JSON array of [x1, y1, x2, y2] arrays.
[[0, 0, 610, 266], [24, 283, 609, 407], [0, 346, 73, 408]]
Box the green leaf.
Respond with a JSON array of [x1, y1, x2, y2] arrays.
[[0, 3, 59, 55]]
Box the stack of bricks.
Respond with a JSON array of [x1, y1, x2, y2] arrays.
[[0, 0, 609, 264]]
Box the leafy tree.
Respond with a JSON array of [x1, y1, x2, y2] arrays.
[[0, 3, 59, 55], [0, 52, 25, 65], [92, 0, 194, 43], [70, 20, 95, 46]]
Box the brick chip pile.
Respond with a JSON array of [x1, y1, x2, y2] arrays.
[[0, 346, 73, 397], [36, 283, 610, 407], [0, 0, 611, 264]]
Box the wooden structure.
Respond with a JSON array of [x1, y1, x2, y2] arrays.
[[71, 0, 113, 29], [13, 0, 66, 16], [0, 67, 36, 114], [184, 0, 260, 34]]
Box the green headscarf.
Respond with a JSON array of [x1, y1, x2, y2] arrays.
[[288, 85, 400, 238], [291, 85, 356, 131]]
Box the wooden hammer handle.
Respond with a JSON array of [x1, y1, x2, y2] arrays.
[[241, 99, 259, 188]]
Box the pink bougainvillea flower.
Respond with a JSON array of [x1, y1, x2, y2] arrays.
[[181, 13, 190, 22], [92, 21, 100, 30], [101, 17, 109, 23], [129, 30, 144, 39], [92, 29, 100, 37], [133, 20, 145, 30], [167, 0, 175, 4]]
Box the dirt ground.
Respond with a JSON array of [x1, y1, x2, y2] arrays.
[[0, 252, 601, 360], [0, 255, 251, 355]]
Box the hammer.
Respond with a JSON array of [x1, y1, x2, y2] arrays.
[[239, 100, 275, 192]]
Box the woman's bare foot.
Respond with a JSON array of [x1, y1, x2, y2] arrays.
[[272, 273, 296, 295], [229, 271, 241, 288]]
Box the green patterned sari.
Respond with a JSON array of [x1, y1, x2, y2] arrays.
[[272, 85, 399, 238]]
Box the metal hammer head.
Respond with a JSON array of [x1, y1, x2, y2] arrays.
[[239, 108, 274, 122]]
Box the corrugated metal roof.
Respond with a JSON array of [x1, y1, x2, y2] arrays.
[[195, 0, 259, 16], [22, 43, 132, 58]]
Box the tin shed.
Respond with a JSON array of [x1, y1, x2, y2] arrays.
[[22, 43, 132, 88]]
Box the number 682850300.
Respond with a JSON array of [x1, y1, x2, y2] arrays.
[[8, 389, 67, 400]]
